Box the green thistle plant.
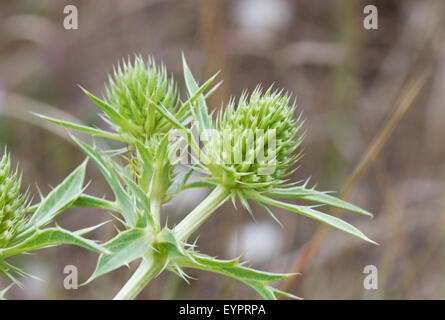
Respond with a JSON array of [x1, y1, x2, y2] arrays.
[[0, 152, 28, 249], [35, 54, 375, 300], [104, 56, 179, 141], [0, 150, 108, 298], [36, 55, 188, 145], [207, 86, 303, 190], [169, 58, 375, 244]]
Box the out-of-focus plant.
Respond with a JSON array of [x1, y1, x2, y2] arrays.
[[36, 54, 375, 300], [0, 151, 109, 299]]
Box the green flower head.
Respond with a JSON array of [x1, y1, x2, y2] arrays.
[[0, 152, 28, 248], [206, 86, 304, 190], [105, 55, 179, 141]]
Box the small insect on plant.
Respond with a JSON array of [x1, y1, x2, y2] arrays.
[[1, 55, 375, 300]]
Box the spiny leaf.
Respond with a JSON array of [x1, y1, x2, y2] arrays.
[[182, 54, 213, 134], [266, 186, 373, 217], [27, 194, 117, 215], [248, 190, 376, 244], [72, 194, 117, 212], [245, 282, 301, 300], [73, 220, 111, 237], [0, 226, 109, 258], [147, 98, 204, 161], [0, 283, 13, 300], [80, 86, 141, 137], [176, 70, 220, 121], [121, 175, 152, 227], [154, 228, 185, 259], [26, 160, 87, 229], [32, 113, 131, 143], [134, 141, 154, 192], [84, 229, 153, 284], [174, 251, 296, 300], [149, 100, 187, 132], [0, 260, 27, 287], [72, 136, 136, 227]]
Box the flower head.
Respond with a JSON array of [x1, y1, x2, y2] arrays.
[[206, 87, 303, 191], [0, 152, 28, 248], [105, 55, 179, 141]]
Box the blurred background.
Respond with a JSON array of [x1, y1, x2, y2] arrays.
[[0, 0, 444, 299]]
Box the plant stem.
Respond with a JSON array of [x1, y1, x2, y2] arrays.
[[114, 185, 229, 300], [151, 198, 162, 232], [174, 185, 230, 242], [113, 252, 165, 300]]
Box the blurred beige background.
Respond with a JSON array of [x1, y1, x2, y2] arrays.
[[0, 0, 444, 299]]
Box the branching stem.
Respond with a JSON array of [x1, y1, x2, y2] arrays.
[[113, 252, 165, 300], [174, 185, 230, 242]]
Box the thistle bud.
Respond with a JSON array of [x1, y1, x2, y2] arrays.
[[105, 55, 179, 141], [211, 87, 303, 190], [0, 152, 28, 248]]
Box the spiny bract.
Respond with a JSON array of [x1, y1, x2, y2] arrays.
[[207, 87, 303, 190], [0, 152, 28, 248], [105, 55, 179, 141]]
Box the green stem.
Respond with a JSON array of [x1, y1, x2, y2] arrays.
[[113, 252, 165, 300], [150, 198, 162, 232], [114, 185, 229, 300], [150, 159, 168, 231], [174, 185, 230, 242]]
